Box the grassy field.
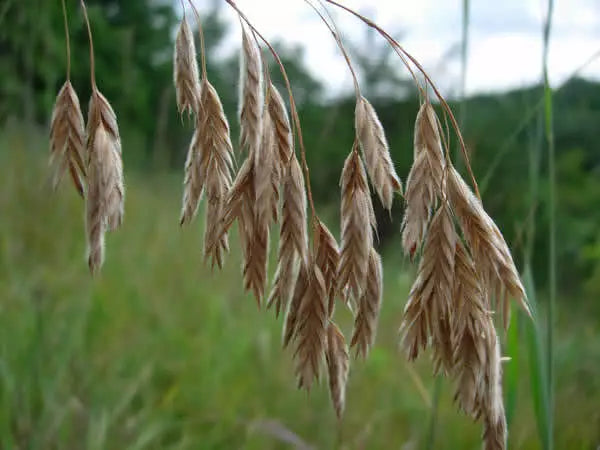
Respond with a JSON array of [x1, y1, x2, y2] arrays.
[[1, 125, 599, 449]]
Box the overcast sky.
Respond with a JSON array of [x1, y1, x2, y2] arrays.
[[195, 0, 600, 96]]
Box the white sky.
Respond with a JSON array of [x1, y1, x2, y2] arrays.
[[194, 0, 600, 97]]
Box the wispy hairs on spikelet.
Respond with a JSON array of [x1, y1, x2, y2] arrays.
[[49, 81, 86, 196], [173, 14, 201, 118], [355, 96, 402, 210], [314, 220, 340, 318]]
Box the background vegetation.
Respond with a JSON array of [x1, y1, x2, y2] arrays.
[[1, 0, 599, 448]]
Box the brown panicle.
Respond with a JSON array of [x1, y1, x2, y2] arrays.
[[173, 15, 201, 118]]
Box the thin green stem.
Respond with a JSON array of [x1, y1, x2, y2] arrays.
[[456, 0, 470, 166], [425, 376, 442, 450], [61, 0, 71, 79], [542, 0, 555, 447], [80, 0, 96, 88]]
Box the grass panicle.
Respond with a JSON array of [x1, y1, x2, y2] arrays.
[[326, 321, 350, 419], [173, 14, 201, 118]]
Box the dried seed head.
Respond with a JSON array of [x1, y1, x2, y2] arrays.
[[283, 263, 309, 348], [314, 220, 340, 318], [180, 129, 204, 225], [197, 79, 235, 267], [400, 203, 456, 363], [350, 248, 383, 359], [49, 80, 86, 196], [326, 322, 350, 419], [239, 26, 263, 156], [401, 150, 436, 257], [355, 96, 402, 209], [267, 82, 293, 171], [268, 155, 308, 316], [414, 102, 445, 176], [294, 263, 328, 390], [452, 242, 489, 416], [482, 328, 507, 450], [338, 149, 375, 301], [254, 111, 278, 228], [174, 15, 201, 118], [447, 166, 529, 323], [86, 90, 124, 233]]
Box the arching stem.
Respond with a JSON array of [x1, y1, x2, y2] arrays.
[[61, 0, 71, 79], [80, 0, 96, 89], [187, 0, 208, 80]]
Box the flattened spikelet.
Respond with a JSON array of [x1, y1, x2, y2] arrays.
[[254, 112, 277, 228], [268, 83, 293, 170], [239, 26, 263, 155], [268, 156, 308, 316], [355, 96, 401, 209], [174, 15, 200, 117], [49, 80, 86, 196], [326, 322, 350, 419], [452, 242, 488, 416], [180, 130, 204, 225], [351, 248, 383, 359], [86, 90, 124, 232], [338, 149, 374, 300], [482, 329, 507, 450], [401, 150, 436, 257], [314, 220, 340, 317], [400, 204, 456, 363], [294, 264, 328, 390], [283, 263, 309, 347], [447, 166, 529, 321], [197, 79, 235, 267], [414, 102, 445, 182]]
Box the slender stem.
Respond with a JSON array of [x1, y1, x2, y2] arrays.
[[542, 0, 555, 447], [457, 0, 470, 166], [80, 0, 96, 88], [223, 0, 317, 221], [324, 0, 480, 200], [187, 0, 208, 80], [304, 0, 360, 98], [61, 0, 71, 79]]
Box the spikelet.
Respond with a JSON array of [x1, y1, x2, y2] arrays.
[[400, 203, 456, 364], [293, 263, 328, 390], [401, 150, 436, 257], [326, 322, 350, 419], [401, 102, 447, 257], [447, 165, 529, 323], [414, 102, 445, 183], [49, 80, 86, 196], [267, 82, 293, 170], [173, 15, 201, 118], [338, 148, 374, 301], [482, 328, 507, 450], [180, 130, 204, 225], [355, 96, 401, 209], [267, 156, 308, 316], [283, 263, 309, 347], [254, 111, 277, 228], [314, 220, 340, 317], [452, 242, 489, 416], [196, 79, 235, 267], [350, 248, 383, 359], [239, 26, 263, 156], [85, 90, 124, 274]]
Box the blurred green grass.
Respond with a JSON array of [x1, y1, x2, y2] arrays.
[[1, 125, 598, 449]]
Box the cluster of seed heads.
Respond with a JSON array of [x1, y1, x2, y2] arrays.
[[50, 2, 530, 449]]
